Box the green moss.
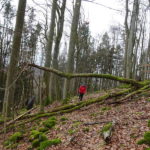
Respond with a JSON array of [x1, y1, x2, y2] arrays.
[[49, 116, 57, 121], [1, 88, 132, 134], [60, 116, 68, 121], [30, 130, 47, 142], [55, 127, 60, 131], [135, 112, 144, 115], [68, 129, 76, 135], [30, 130, 48, 148], [4, 141, 9, 146], [27, 146, 32, 150], [72, 121, 81, 128], [31, 126, 37, 131], [8, 132, 22, 143], [61, 121, 67, 125], [101, 122, 112, 133], [145, 148, 150, 150], [38, 127, 49, 133], [90, 112, 98, 117], [39, 139, 61, 150], [43, 119, 56, 129], [148, 120, 150, 128], [147, 99, 150, 102], [5, 143, 18, 149], [18, 108, 27, 115], [101, 106, 111, 111], [0, 118, 4, 124], [144, 131, 150, 143], [30, 130, 41, 140], [63, 97, 71, 104], [18, 124, 26, 134], [82, 127, 89, 133], [4, 132, 23, 148], [137, 139, 146, 145], [32, 139, 40, 147], [137, 131, 150, 146], [118, 84, 131, 89]]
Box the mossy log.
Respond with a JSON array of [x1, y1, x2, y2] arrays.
[[107, 85, 150, 105], [6, 107, 37, 126], [0, 88, 132, 133], [28, 64, 144, 87], [101, 121, 116, 143]]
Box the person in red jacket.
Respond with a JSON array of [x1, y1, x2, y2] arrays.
[[78, 84, 87, 101]]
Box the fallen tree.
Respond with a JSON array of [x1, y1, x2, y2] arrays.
[[1, 84, 150, 133], [0, 88, 132, 133], [1, 64, 150, 133], [28, 64, 145, 87]]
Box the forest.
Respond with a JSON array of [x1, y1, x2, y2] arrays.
[[0, 0, 150, 149]]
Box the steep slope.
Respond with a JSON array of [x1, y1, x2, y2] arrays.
[[0, 89, 150, 150]]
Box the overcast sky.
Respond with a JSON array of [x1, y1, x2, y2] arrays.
[[82, 0, 124, 36], [11, 0, 124, 37]]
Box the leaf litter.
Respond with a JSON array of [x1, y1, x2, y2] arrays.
[[0, 89, 150, 150]]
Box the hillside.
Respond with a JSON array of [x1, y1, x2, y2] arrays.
[[0, 89, 150, 150]]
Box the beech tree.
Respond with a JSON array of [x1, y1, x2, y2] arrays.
[[3, 0, 27, 117], [63, 0, 82, 99], [126, 0, 139, 79], [43, 0, 57, 100], [50, 0, 67, 101]]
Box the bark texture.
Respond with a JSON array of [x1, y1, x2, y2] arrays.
[[44, 0, 57, 98], [3, 0, 27, 117], [126, 0, 139, 78], [63, 0, 82, 99]]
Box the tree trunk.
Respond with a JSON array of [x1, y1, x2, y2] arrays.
[[124, 0, 129, 78], [126, 0, 139, 79], [3, 0, 27, 117], [43, 0, 57, 99], [50, 0, 66, 101], [63, 0, 82, 99]]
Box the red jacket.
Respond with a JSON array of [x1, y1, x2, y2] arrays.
[[79, 85, 86, 94]]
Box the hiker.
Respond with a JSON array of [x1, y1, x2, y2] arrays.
[[78, 84, 87, 101], [25, 96, 35, 110]]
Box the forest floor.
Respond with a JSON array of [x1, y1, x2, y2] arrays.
[[0, 88, 150, 150]]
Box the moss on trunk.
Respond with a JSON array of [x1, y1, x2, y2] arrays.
[[28, 64, 145, 87]]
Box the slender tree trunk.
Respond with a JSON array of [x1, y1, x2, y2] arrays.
[[126, 0, 139, 78], [43, 0, 57, 99], [124, 0, 129, 78], [63, 0, 82, 99], [3, 0, 27, 117], [50, 0, 66, 100], [133, 18, 145, 78]]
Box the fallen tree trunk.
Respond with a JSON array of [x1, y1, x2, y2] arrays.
[[28, 64, 144, 87], [0, 88, 132, 133], [6, 107, 37, 126], [107, 85, 150, 105]]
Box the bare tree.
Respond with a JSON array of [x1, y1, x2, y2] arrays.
[[126, 0, 139, 78], [43, 0, 57, 100], [50, 0, 67, 100], [124, 0, 129, 78], [63, 0, 82, 99], [3, 0, 27, 117]]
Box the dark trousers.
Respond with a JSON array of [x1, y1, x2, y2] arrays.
[[79, 93, 84, 101]]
